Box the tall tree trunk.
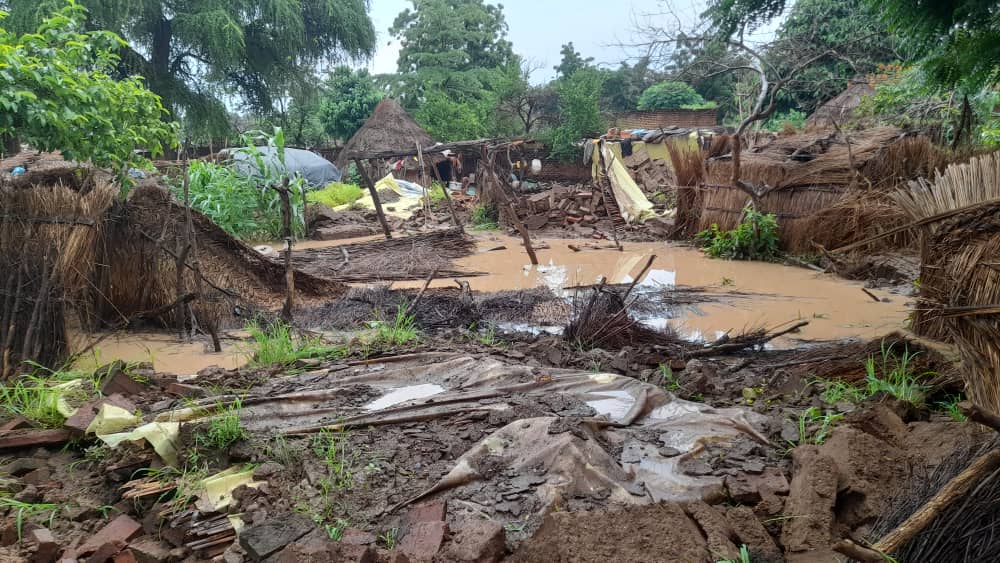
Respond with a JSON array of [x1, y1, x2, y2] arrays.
[[150, 17, 173, 113], [2, 133, 20, 158]]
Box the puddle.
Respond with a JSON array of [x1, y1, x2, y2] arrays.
[[362, 383, 446, 412], [69, 332, 245, 374], [405, 235, 909, 346], [585, 389, 637, 422]]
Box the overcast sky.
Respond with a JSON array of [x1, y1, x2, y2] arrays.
[[361, 0, 715, 84]]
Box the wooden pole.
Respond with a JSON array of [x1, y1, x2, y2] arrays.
[[182, 159, 220, 351], [275, 176, 295, 323], [507, 203, 538, 265], [416, 142, 430, 224], [429, 157, 463, 231], [354, 158, 392, 240]]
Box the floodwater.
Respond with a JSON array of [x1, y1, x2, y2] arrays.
[[444, 235, 908, 345], [69, 232, 909, 374], [70, 332, 246, 374]]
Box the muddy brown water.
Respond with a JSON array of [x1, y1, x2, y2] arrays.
[[71, 233, 908, 373], [439, 234, 908, 345]]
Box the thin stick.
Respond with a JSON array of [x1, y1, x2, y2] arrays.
[[403, 268, 438, 319], [872, 449, 1000, 556], [685, 320, 809, 358], [354, 158, 392, 239], [861, 287, 881, 303], [507, 203, 538, 265], [416, 142, 430, 222], [430, 156, 463, 230], [623, 255, 656, 301], [273, 176, 294, 323], [832, 539, 887, 562], [958, 401, 1000, 433]]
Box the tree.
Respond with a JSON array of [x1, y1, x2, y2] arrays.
[[318, 67, 383, 141], [875, 0, 1000, 89], [769, 0, 906, 113], [2, 0, 376, 138], [554, 42, 594, 78], [601, 58, 660, 112], [388, 0, 523, 140], [637, 81, 707, 110], [547, 68, 605, 161], [0, 3, 175, 170]]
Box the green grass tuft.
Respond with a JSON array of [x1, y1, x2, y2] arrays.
[[864, 342, 933, 406], [246, 320, 347, 367], [0, 498, 59, 541], [471, 204, 499, 230], [194, 398, 249, 451], [369, 305, 420, 348]]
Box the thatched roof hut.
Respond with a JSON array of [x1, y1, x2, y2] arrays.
[[336, 99, 436, 170], [806, 81, 876, 129], [0, 156, 345, 375], [682, 127, 946, 252], [896, 153, 1000, 412]]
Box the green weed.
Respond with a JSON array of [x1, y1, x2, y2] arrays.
[[471, 204, 499, 230], [864, 342, 933, 406], [307, 182, 364, 208], [325, 518, 351, 541], [659, 364, 681, 391], [814, 379, 867, 405], [476, 323, 502, 347], [0, 498, 59, 541], [246, 320, 347, 367], [427, 182, 448, 205], [716, 544, 751, 563], [935, 395, 968, 422], [697, 207, 781, 261], [193, 398, 249, 451], [369, 305, 420, 348], [378, 528, 398, 550], [312, 429, 357, 492], [787, 407, 843, 447], [0, 376, 69, 428]]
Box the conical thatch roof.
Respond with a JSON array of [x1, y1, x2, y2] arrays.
[[807, 81, 876, 129], [337, 99, 435, 169]]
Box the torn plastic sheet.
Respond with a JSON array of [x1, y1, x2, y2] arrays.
[[196, 466, 263, 512], [86, 403, 141, 435], [99, 422, 181, 467], [164, 353, 766, 514]]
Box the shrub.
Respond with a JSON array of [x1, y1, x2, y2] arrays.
[[696, 208, 780, 261], [307, 183, 364, 208], [471, 203, 499, 230], [637, 81, 705, 110]]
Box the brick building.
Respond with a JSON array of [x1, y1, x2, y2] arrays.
[[612, 108, 718, 130]]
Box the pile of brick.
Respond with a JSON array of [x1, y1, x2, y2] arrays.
[[520, 185, 607, 230]]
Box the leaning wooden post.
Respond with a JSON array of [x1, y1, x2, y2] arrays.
[[354, 158, 392, 239], [507, 202, 538, 265], [274, 176, 295, 323], [430, 155, 463, 231], [416, 142, 431, 223]]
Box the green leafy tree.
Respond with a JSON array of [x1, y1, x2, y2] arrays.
[[875, 0, 1000, 89], [637, 81, 706, 110], [554, 42, 594, 78], [0, 3, 174, 170], [387, 0, 525, 140], [600, 58, 660, 112], [770, 0, 906, 113], [547, 68, 605, 161], [318, 67, 383, 141], [2, 0, 376, 138]]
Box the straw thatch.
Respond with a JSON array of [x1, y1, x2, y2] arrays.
[[0, 156, 346, 374], [691, 127, 945, 252], [806, 81, 876, 129], [336, 99, 435, 169], [894, 153, 1000, 411]]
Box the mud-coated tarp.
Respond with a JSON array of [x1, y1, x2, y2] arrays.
[[597, 144, 656, 224], [160, 353, 767, 515]]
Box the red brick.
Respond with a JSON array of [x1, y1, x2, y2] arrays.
[[78, 516, 142, 557], [63, 401, 102, 434], [165, 383, 204, 398], [126, 536, 172, 563], [443, 519, 506, 562], [113, 551, 138, 563], [397, 521, 448, 562], [0, 416, 32, 433], [0, 429, 71, 450], [28, 527, 58, 563], [86, 540, 126, 563], [401, 500, 446, 530], [340, 528, 376, 545], [100, 371, 145, 397], [612, 108, 718, 130]]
